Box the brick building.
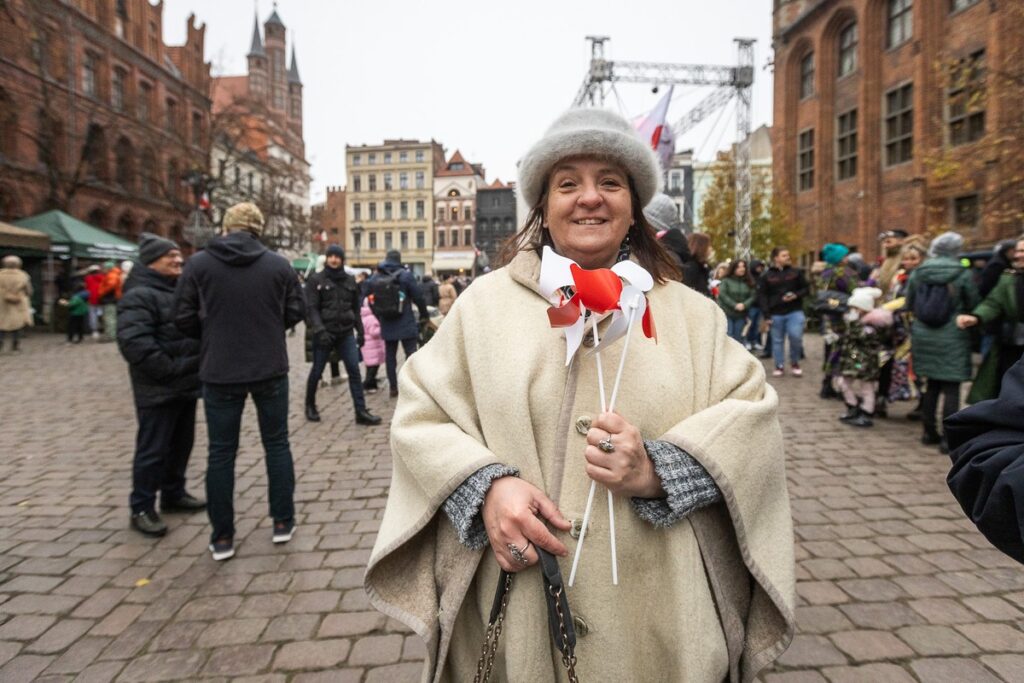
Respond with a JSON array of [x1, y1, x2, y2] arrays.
[[773, 0, 1024, 261], [0, 0, 211, 243], [309, 185, 346, 254], [432, 150, 485, 275]]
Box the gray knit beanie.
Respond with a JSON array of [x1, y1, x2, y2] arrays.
[[138, 232, 178, 265], [643, 193, 682, 233], [517, 109, 663, 209], [929, 231, 964, 258]]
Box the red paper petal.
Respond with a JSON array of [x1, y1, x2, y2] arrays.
[[570, 264, 623, 314], [548, 298, 582, 328], [642, 299, 657, 342]]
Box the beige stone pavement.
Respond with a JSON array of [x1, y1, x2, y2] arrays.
[[0, 329, 1022, 682]]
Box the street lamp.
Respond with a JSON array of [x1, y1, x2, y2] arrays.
[[351, 223, 364, 266]]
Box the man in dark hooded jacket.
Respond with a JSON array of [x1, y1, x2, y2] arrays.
[[173, 202, 305, 561], [364, 250, 428, 398], [117, 233, 202, 537], [304, 244, 380, 425]]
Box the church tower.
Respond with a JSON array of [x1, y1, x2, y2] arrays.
[[263, 5, 287, 114], [287, 45, 303, 137], [246, 13, 268, 103]]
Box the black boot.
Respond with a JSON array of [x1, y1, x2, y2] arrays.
[[305, 384, 321, 422], [355, 408, 382, 426], [848, 409, 874, 428], [839, 403, 859, 422], [820, 377, 838, 400], [921, 428, 941, 446]]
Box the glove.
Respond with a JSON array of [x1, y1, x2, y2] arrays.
[[314, 329, 334, 348], [356, 334, 365, 348]]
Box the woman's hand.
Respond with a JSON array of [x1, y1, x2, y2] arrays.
[[585, 412, 665, 499], [482, 477, 571, 572], [734, 302, 746, 312]]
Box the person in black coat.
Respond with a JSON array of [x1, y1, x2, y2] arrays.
[[117, 234, 203, 537], [304, 244, 380, 425], [946, 357, 1024, 564], [173, 202, 306, 561], [364, 250, 428, 398]]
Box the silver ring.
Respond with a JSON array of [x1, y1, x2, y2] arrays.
[[507, 541, 531, 565], [598, 437, 615, 453]]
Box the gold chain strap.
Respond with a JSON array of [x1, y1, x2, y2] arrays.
[[473, 573, 513, 683], [550, 585, 580, 683]]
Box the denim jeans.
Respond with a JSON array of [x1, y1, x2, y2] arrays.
[[771, 310, 805, 367], [726, 315, 747, 343], [131, 399, 197, 513], [203, 376, 295, 542], [746, 306, 763, 346], [306, 331, 365, 411], [385, 337, 419, 390]]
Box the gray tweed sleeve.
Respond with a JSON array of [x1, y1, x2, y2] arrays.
[[442, 464, 519, 550], [631, 440, 721, 528]]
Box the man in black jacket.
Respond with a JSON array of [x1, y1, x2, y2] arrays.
[[173, 202, 306, 561], [365, 250, 429, 398], [757, 246, 810, 378], [305, 244, 380, 425], [117, 234, 203, 537], [946, 358, 1024, 564]]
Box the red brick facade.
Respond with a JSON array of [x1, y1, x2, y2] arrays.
[[0, 0, 211, 243], [773, 0, 1024, 261]]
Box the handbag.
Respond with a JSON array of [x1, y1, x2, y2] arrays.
[[474, 547, 580, 682], [812, 289, 849, 314]]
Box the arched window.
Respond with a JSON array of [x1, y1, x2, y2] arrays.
[[799, 52, 815, 99], [140, 148, 156, 196], [87, 206, 109, 230], [114, 136, 134, 189], [116, 212, 135, 240], [36, 109, 63, 167], [83, 124, 108, 181], [0, 89, 16, 159], [838, 22, 857, 77]]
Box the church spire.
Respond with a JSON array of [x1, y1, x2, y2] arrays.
[[288, 44, 301, 84], [247, 13, 264, 57]]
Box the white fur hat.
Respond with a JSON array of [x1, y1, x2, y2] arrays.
[[848, 286, 882, 312], [517, 108, 663, 209]]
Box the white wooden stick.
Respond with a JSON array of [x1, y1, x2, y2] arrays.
[[592, 313, 607, 413], [608, 488, 618, 585]]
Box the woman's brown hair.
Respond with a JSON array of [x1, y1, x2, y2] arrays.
[[725, 258, 755, 287], [687, 232, 712, 266], [496, 177, 681, 284]]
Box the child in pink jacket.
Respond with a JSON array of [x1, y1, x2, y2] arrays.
[[360, 301, 385, 393]]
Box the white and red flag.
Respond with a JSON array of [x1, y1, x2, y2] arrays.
[[634, 85, 675, 171]]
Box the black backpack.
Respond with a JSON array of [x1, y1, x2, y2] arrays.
[[371, 271, 403, 320], [913, 282, 957, 328]]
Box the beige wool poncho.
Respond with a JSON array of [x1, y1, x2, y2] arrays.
[[365, 249, 795, 682]]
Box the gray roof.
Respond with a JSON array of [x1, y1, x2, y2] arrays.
[[247, 15, 265, 57], [265, 8, 284, 26], [288, 45, 301, 84]]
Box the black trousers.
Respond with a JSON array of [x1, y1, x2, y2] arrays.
[[131, 398, 197, 513], [922, 379, 960, 438], [67, 315, 86, 342], [385, 337, 418, 389]]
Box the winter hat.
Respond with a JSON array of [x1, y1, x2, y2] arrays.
[[644, 193, 683, 233], [385, 249, 401, 264], [325, 244, 345, 260], [929, 231, 964, 258], [222, 202, 265, 236], [138, 232, 178, 265], [517, 108, 663, 209], [821, 243, 850, 266], [847, 287, 882, 312]]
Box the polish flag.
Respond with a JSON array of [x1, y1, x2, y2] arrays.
[[198, 192, 211, 210], [634, 85, 675, 171]]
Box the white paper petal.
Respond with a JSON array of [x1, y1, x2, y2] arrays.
[[611, 260, 654, 292], [563, 314, 586, 365], [590, 287, 647, 353], [539, 245, 577, 300]]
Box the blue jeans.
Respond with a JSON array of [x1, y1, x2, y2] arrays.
[[771, 310, 805, 367], [726, 316, 747, 343], [746, 307, 763, 346], [307, 331, 366, 411], [203, 376, 295, 543]]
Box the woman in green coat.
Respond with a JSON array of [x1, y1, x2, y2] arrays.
[[957, 237, 1024, 403], [717, 259, 756, 343], [905, 232, 980, 452]]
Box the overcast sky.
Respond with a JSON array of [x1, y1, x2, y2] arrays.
[[162, 0, 775, 205]]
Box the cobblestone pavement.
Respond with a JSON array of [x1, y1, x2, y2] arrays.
[[0, 330, 1023, 682]]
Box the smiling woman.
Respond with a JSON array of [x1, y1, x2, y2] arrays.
[[366, 108, 795, 682]]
